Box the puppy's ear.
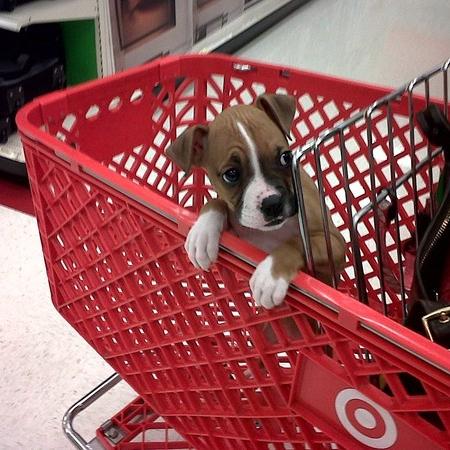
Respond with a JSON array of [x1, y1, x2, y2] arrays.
[[166, 124, 209, 174], [255, 94, 296, 138]]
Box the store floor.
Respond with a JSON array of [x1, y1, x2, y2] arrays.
[[1, 0, 449, 448]]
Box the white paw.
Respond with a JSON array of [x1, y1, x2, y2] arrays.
[[185, 209, 225, 271], [249, 256, 289, 309]]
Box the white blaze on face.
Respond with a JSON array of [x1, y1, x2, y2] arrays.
[[236, 120, 279, 229]]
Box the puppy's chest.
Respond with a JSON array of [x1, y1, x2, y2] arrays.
[[229, 216, 299, 253]]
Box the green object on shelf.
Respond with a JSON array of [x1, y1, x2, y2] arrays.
[[61, 20, 98, 86]]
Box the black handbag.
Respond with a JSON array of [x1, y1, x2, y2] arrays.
[[404, 104, 450, 348], [0, 57, 65, 115], [0, 24, 65, 143], [0, 0, 34, 12]]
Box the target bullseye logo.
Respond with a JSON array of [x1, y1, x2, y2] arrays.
[[335, 388, 397, 448]]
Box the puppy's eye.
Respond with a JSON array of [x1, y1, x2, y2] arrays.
[[279, 150, 292, 167], [222, 168, 240, 184]]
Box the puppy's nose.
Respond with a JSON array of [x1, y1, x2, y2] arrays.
[[261, 195, 283, 220]]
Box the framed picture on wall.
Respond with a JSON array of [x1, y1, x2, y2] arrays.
[[116, 0, 177, 49], [109, 0, 193, 71]]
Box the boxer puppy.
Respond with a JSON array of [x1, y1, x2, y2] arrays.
[[166, 94, 345, 310]]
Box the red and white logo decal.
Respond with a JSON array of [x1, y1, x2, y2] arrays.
[[335, 388, 398, 448]]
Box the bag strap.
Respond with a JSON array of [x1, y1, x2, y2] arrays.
[[375, 192, 429, 296]]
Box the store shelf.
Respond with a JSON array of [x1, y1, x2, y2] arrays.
[[190, 0, 308, 54], [0, 133, 24, 163], [0, 132, 27, 178], [0, 0, 97, 32]]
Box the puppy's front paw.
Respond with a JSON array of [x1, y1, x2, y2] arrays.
[[249, 256, 289, 309], [185, 210, 225, 271]]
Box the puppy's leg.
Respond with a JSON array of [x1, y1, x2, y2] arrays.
[[185, 199, 228, 270], [307, 230, 346, 285], [251, 232, 345, 344], [250, 237, 302, 310], [250, 232, 345, 308]]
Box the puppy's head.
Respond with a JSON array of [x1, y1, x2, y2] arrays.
[[166, 93, 297, 231]]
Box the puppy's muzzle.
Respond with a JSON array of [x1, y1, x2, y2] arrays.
[[261, 194, 284, 221], [261, 192, 298, 227]]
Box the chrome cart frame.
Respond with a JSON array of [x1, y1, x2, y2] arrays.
[[63, 373, 121, 450]]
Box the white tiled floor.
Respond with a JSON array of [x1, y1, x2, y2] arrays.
[[0, 206, 136, 450], [237, 0, 450, 88], [1, 1, 449, 449]]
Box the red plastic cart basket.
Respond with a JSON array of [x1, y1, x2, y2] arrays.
[[17, 54, 450, 449]]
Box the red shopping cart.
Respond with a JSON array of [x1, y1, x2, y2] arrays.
[[17, 54, 450, 449]]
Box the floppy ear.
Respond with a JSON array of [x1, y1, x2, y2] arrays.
[[255, 93, 296, 138], [165, 124, 209, 174]]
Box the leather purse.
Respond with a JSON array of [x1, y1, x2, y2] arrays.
[[404, 104, 450, 348]]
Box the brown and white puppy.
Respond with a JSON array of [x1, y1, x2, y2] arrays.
[[166, 94, 345, 309]]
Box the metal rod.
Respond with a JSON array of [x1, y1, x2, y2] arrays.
[[444, 59, 450, 119], [292, 146, 315, 276], [62, 373, 122, 450], [424, 78, 435, 218], [353, 148, 443, 225], [339, 130, 368, 303], [365, 106, 388, 315], [407, 87, 420, 250], [386, 102, 407, 317], [313, 141, 338, 287], [308, 59, 448, 153]]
